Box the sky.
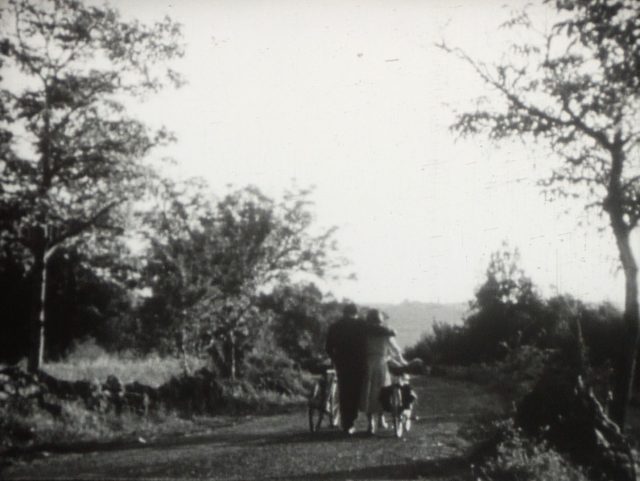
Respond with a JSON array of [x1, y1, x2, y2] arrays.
[[107, 0, 633, 306]]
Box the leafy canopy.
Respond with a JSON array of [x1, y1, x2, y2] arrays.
[[0, 0, 184, 264], [139, 180, 346, 372]]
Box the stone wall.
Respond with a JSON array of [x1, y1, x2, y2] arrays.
[[0, 365, 226, 418]]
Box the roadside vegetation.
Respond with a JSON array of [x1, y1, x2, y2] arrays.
[[0, 0, 349, 455], [419, 0, 640, 476], [43, 342, 198, 387], [408, 244, 637, 480], [1, 340, 314, 454]]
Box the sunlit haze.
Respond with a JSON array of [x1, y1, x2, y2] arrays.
[[104, 0, 632, 307]]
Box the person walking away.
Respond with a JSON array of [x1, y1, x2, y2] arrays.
[[360, 308, 407, 435], [325, 303, 365, 434]]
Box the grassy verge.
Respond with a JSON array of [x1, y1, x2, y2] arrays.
[[431, 345, 551, 408], [1, 400, 200, 449], [1, 353, 310, 458], [43, 353, 203, 387], [435, 348, 640, 480]]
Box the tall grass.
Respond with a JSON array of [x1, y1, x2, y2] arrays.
[[43, 356, 193, 387], [43, 339, 204, 387]]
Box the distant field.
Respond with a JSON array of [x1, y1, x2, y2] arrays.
[[369, 301, 468, 348]]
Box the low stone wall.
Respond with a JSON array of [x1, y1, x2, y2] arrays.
[[0, 365, 226, 418]]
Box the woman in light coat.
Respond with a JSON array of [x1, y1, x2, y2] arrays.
[[359, 309, 407, 434]]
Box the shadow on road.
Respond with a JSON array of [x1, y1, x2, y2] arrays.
[[263, 455, 472, 480], [3, 423, 372, 461]]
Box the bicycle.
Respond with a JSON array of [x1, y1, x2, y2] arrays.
[[385, 363, 418, 438], [307, 366, 340, 433]]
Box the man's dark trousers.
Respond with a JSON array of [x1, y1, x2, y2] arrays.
[[326, 316, 367, 432], [335, 361, 364, 430]]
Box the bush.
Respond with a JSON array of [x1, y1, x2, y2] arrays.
[[406, 245, 623, 373], [65, 338, 108, 362], [242, 335, 309, 397], [0, 394, 195, 453], [470, 419, 589, 481], [409, 295, 622, 375]]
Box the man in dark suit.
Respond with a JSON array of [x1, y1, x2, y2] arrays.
[[326, 303, 364, 434]]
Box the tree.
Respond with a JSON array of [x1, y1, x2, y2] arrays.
[[0, 240, 140, 363], [258, 282, 343, 369], [135, 177, 215, 359], [464, 244, 545, 362], [441, 0, 640, 427], [140, 181, 346, 378], [0, 0, 183, 371], [473, 244, 539, 311]]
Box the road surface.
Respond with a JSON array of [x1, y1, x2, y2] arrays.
[[3, 376, 505, 480]]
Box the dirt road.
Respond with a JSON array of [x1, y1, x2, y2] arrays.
[[2, 377, 505, 480]]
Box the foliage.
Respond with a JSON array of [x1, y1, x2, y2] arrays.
[[440, 0, 640, 426], [465, 245, 547, 362], [44, 344, 203, 387], [0, 397, 193, 451], [138, 181, 345, 377], [405, 322, 468, 366], [257, 282, 344, 369], [242, 331, 310, 397], [408, 244, 623, 376], [0, 243, 139, 364], [0, 0, 184, 259], [1, 352, 308, 454], [408, 245, 547, 365], [471, 419, 589, 481], [429, 346, 552, 408], [0, 0, 184, 370], [0, 244, 30, 362]]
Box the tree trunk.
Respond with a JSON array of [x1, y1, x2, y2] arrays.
[[28, 240, 47, 373], [179, 328, 192, 375], [227, 333, 237, 380], [609, 229, 639, 429], [29, 87, 52, 374]]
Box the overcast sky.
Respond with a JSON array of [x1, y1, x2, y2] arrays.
[[109, 0, 632, 306]]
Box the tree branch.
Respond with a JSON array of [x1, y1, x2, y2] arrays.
[[45, 200, 120, 261], [439, 41, 615, 151]]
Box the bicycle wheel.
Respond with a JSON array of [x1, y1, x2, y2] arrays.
[[308, 383, 324, 433], [403, 411, 412, 432], [391, 385, 404, 438], [328, 379, 340, 427]]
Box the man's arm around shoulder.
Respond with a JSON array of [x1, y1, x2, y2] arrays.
[[367, 323, 397, 337]]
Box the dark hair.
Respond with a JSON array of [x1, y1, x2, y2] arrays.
[[343, 303, 358, 317], [366, 309, 383, 325]]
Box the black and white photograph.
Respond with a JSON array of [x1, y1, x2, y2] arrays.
[[1, 0, 639, 479]]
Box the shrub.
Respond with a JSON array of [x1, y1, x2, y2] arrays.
[[65, 338, 108, 362], [242, 336, 309, 397], [409, 295, 622, 376], [0, 395, 196, 452], [470, 420, 589, 481], [406, 245, 623, 373]]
